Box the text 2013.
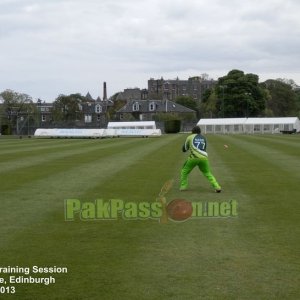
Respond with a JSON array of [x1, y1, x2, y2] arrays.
[[0, 286, 16, 294]]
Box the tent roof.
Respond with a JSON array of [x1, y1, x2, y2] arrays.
[[197, 117, 299, 125], [245, 117, 299, 124], [108, 121, 156, 128], [197, 118, 247, 125]]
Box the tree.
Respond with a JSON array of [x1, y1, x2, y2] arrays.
[[1, 89, 35, 113], [295, 89, 300, 118], [0, 89, 37, 134], [216, 70, 266, 117], [107, 98, 126, 120], [175, 96, 197, 111], [276, 78, 298, 90], [109, 92, 120, 102], [52, 93, 86, 124], [199, 89, 218, 118], [261, 80, 297, 116]]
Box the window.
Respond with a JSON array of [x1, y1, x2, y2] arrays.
[[97, 114, 101, 121], [149, 102, 156, 111], [215, 125, 221, 132], [95, 104, 102, 113], [207, 125, 213, 132], [85, 115, 92, 123], [254, 124, 260, 131], [132, 102, 140, 111], [42, 115, 46, 122]]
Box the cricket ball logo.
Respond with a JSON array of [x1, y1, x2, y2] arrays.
[[157, 179, 193, 223]]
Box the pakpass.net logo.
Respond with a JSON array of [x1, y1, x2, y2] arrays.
[[64, 180, 238, 223]]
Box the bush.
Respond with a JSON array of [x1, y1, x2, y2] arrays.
[[1, 124, 12, 135], [164, 120, 181, 133]]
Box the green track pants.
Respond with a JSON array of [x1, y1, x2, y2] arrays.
[[180, 157, 221, 190]]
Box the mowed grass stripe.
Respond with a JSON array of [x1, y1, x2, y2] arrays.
[[200, 135, 253, 205], [1, 137, 168, 190], [57, 135, 250, 300], [233, 134, 300, 158], [173, 135, 269, 298], [1, 135, 299, 299], [0, 135, 180, 246], [0, 138, 69, 153], [0, 138, 45, 149], [0, 135, 186, 299], [1, 134, 203, 299], [0, 138, 99, 156], [75, 134, 298, 299], [209, 134, 299, 228], [0, 137, 138, 160], [214, 134, 300, 204], [224, 134, 300, 180], [215, 137, 299, 250], [201, 135, 300, 298], [247, 134, 300, 147], [0, 138, 144, 174], [82, 134, 187, 201]]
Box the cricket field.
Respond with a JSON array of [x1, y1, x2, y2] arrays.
[[0, 134, 299, 299]]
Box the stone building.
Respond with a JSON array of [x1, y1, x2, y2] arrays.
[[147, 75, 217, 103], [80, 93, 113, 127], [116, 88, 148, 101]]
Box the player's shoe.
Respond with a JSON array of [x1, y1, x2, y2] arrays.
[[215, 188, 222, 193]]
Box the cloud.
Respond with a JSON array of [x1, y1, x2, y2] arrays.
[[0, 0, 300, 100]]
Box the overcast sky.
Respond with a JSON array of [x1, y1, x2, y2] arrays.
[[1, 0, 300, 101]]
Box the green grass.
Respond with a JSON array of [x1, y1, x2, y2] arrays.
[[0, 134, 299, 299]]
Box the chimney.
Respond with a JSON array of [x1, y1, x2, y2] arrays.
[[103, 82, 107, 101]]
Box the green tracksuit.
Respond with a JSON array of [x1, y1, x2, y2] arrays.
[[180, 133, 221, 190]]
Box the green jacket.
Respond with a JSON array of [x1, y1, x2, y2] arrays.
[[182, 133, 208, 159]]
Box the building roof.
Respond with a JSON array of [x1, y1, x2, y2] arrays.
[[85, 92, 94, 101], [117, 99, 196, 113]]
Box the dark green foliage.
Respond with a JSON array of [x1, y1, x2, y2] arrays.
[[107, 99, 126, 120], [0, 89, 37, 134], [52, 93, 87, 124], [216, 69, 266, 117], [175, 95, 197, 111], [164, 119, 181, 133], [262, 80, 298, 116], [0, 124, 11, 135]]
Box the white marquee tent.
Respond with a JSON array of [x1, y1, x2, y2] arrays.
[[197, 117, 300, 134], [34, 121, 161, 138], [107, 121, 157, 129], [106, 121, 161, 137]]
